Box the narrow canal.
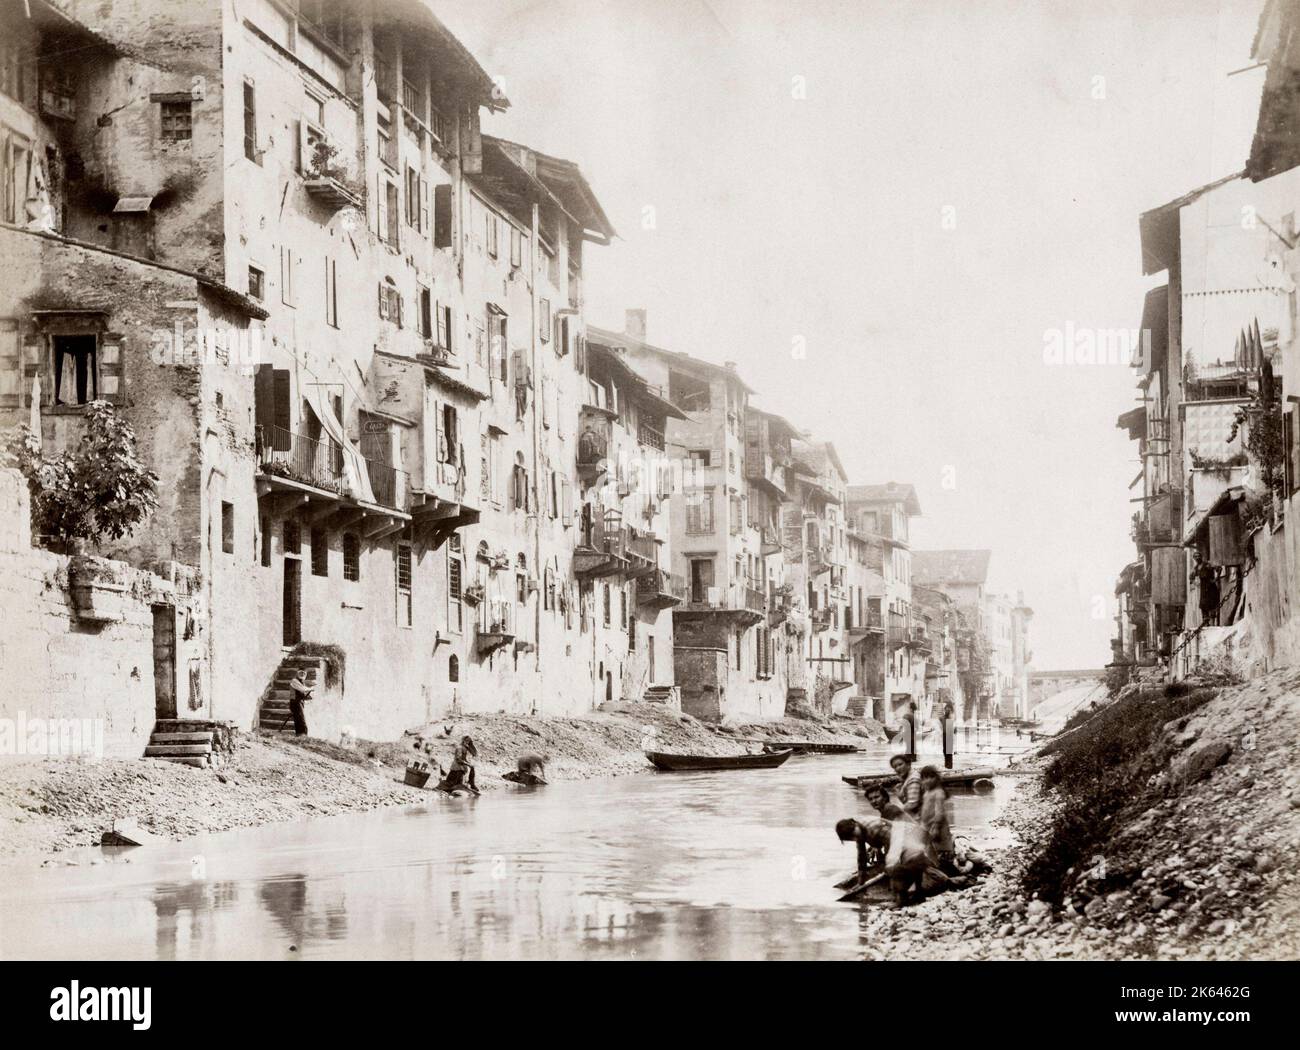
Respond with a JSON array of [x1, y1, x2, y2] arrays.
[[0, 740, 1025, 961]]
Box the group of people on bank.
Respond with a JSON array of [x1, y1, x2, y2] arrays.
[[836, 753, 988, 906]]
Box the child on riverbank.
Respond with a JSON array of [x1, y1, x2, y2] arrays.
[[919, 765, 956, 874]]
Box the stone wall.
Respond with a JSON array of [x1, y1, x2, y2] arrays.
[[0, 468, 206, 759]]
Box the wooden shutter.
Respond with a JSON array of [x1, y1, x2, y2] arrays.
[[254, 363, 276, 436], [272, 368, 292, 449], [561, 476, 573, 526], [436, 300, 448, 347], [434, 398, 446, 466], [377, 283, 388, 319], [298, 119, 310, 174], [377, 172, 388, 242], [420, 176, 430, 234], [21, 333, 42, 408], [433, 183, 452, 247]]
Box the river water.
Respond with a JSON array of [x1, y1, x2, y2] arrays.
[[0, 739, 1026, 961]]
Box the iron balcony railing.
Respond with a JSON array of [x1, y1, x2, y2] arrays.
[[637, 568, 688, 604], [364, 457, 411, 512], [887, 611, 909, 649], [257, 426, 347, 493], [742, 581, 767, 613]]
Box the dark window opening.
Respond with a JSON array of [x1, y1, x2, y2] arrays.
[[284, 519, 301, 555], [342, 532, 360, 581], [160, 100, 192, 141], [221, 501, 234, 554], [52, 334, 97, 406], [243, 80, 258, 162], [260, 515, 271, 567], [311, 527, 328, 576], [448, 654, 459, 682]]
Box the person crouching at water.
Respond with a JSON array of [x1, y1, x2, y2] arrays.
[[864, 783, 908, 821], [504, 752, 548, 785], [919, 765, 957, 874], [448, 735, 480, 794], [890, 754, 924, 819], [877, 817, 949, 906], [836, 818, 884, 879]]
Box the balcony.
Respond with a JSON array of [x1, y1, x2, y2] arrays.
[[906, 624, 933, 654], [887, 612, 909, 649], [636, 568, 687, 610], [810, 607, 833, 632], [637, 420, 665, 451], [256, 426, 347, 496], [476, 599, 515, 656], [676, 580, 765, 626], [364, 458, 411, 513], [573, 512, 653, 579], [848, 602, 884, 638], [304, 175, 363, 212], [577, 409, 612, 485]]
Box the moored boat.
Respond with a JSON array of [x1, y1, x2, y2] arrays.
[[646, 748, 794, 772], [841, 766, 997, 791]]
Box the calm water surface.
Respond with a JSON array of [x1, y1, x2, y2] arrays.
[[0, 741, 1024, 961]]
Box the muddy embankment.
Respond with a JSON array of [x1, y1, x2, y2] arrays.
[[0, 704, 882, 860], [859, 669, 1300, 960]]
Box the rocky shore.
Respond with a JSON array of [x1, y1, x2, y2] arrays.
[[860, 669, 1300, 960], [0, 702, 878, 860]]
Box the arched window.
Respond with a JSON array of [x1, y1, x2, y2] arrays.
[[448, 654, 459, 682], [517, 553, 528, 604]]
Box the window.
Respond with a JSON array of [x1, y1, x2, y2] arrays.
[[438, 302, 454, 352], [486, 211, 498, 258], [382, 180, 400, 244], [689, 557, 714, 603], [440, 403, 459, 464], [378, 279, 402, 325], [688, 449, 711, 467], [448, 534, 464, 633], [324, 258, 338, 327], [248, 265, 265, 301], [511, 462, 529, 512], [160, 100, 192, 142], [510, 226, 522, 267], [260, 515, 271, 567], [311, 528, 328, 576], [284, 519, 301, 555], [221, 502, 235, 554], [418, 286, 432, 338], [342, 532, 359, 581], [406, 165, 420, 229], [305, 90, 325, 128], [396, 543, 412, 627], [685, 489, 715, 534], [620, 585, 627, 629], [448, 654, 459, 682], [538, 297, 551, 342], [51, 334, 97, 406], [1, 41, 33, 108], [603, 582, 611, 627], [280, 246, 295, 307], [242, 80, 258, 162]]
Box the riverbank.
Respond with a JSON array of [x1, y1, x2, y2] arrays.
[[0, 703, 880, 860], [859, 668, 1300, 960]]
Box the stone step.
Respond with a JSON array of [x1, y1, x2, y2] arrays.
[[153, 719, 225, 732], [282, 656, 324, 668], [144, 744, 212, 757], [149, 732, 214, 745], [262, 699, 292, 711], [152, 755, 208, 768]]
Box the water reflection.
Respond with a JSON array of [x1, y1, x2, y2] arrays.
[[0, 745, 1017, 961]]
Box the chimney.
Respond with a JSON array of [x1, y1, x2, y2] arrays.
[[625, 308, 647, 342]]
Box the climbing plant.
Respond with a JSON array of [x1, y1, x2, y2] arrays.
[[5, 400, 159, 549]]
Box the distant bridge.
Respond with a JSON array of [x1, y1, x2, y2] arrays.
[[1027, 668, 1107, 711]]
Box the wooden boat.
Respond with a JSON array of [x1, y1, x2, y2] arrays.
[[835, 867, 891, 903], [761, 740, 862, 755], [841, 766, 997, 792], [645, 748, 794, 772]]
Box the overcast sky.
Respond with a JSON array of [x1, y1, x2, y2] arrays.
[[436, 0, 1267, 668]]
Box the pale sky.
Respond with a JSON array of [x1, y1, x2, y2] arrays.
[[435, 0, 1268, 669]]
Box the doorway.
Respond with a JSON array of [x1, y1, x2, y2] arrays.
[[151, 605, 177, 720], [283, 557, 302, 646]]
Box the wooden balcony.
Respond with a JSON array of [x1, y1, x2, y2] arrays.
[[636, 568, 687, 610]]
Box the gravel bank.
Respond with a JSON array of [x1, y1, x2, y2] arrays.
[[0, 704, 880, 860]]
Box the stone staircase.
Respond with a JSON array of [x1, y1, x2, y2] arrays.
[[844, 695, 872, 718], [258, 654, 324, 733], [642, 685, 679, 707], [144, 720, 219, 767]]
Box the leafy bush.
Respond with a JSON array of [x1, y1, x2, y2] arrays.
[[6, 401, 159, 549], [1021, 683, 1217, 903]]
